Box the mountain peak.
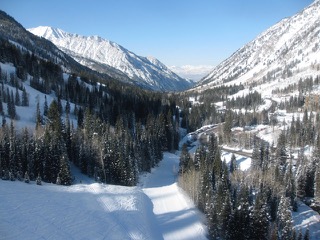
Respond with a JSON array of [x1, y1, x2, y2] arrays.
[[28, 27, 193, 91], [197, 0, 320, 91], [28, 26, 69, 40]]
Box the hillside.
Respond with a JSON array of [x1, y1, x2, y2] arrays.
[[28, 26, 193, 91], [196, 0, 320, 93]]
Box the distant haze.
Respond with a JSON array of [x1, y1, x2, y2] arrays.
[[169, 65, 214, 82]]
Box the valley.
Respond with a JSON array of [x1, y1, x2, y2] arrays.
[[1, 1, 320, 239]]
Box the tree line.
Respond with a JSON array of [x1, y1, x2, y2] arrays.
[[0, 38, 180, 186]]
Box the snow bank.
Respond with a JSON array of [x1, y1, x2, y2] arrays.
[[292, 202, 320, 239], [0, 180, 159, 240]]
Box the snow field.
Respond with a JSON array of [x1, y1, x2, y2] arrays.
[[0, 152, 208, 240], [0, 180, 159, 240], [141, 152, 208, 240]]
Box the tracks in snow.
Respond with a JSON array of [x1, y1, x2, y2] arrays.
[[141, 152, 208, 240]]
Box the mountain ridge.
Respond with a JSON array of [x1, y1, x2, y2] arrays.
[[196, 0, 320, 92], [29, 26, 193, 91]]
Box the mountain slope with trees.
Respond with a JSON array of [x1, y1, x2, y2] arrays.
[[196, 0, 320, 92], [28, 26, 193, 92], [0, 10, 181, 187]]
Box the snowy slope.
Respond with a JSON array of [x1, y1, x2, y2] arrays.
[[0, 153, 208, 240], [141, 152, 208, 240], [0, 181, 160, 239], [197, 0, 320, 91], [28, 26, 193, 92]]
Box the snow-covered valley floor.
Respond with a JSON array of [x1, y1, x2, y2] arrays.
[[141, 152, 207, 240], [0, 152, 208, 240]]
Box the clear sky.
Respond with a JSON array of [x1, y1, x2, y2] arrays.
[[1, 0, 314, 67]]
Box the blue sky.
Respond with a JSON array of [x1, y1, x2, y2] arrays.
[[1, 0, 314, 66]]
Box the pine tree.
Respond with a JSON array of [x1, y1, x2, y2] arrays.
[[65, 99, 70, 115], [57, 155, 72, 186], [22, 88, 28, 106], [223, 110, 232, 143], [179, 143, 191, 174], [36, 174, 42, 185], [250, 194, 269, 240], [305, 164, 315, 198], [24, 171, 30, 183], [43, 95, 48, 116], [297, 229, 303, 240], [15, 87, 20, 106], [229, 153, 237, 173], [47, 99, 62, 137], [277, 196, 293, 240], [0, 97, 3, 114], [35, 101, 42, 129], [277, 130, 288, 167], [314, 166, 320, 201], [296, 165, 306, 199], [304, 228, 309, 240], [252, 138, 261, 170]]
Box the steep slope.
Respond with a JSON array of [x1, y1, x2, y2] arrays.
[[197, 0, 320, 91], [28, 26, 193, 91], [0, 10, 123, 86]]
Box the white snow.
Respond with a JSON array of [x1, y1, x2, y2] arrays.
[[195, 0, 320, 98], [0, 153, 208, 240], [28, 26, 191, 91], [292, 202, 320, 239], [141, 152, 208, 240]]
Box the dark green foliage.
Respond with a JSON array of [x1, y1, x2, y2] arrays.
[[36, 174, 42, 185], [304, 228, 310, 240], [229, 153, 237, 173], [179, 143, 191, 174], [24, 171, 30, 183], [57, 155, 72, 186]]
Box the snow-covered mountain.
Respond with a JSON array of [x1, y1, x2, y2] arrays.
[[169, 65, 214, 82], [197, 0, 320, 91], [28, 26, 193, 92]]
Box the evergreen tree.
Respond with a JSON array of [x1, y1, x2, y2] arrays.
[[314, 166, 320, 201], [35, 101, 42, 129], [229, 153, 237, 173], [297, 229, 303, 240], [0, 97, 3, 114], [276, 130, 288, 174], [36, 174, 42, 185], [277, 196, 293, 240], [223, 110, 232, 143], [304, 228, 310, 240], [22, 88, 28, 106], [47, 99, 63, 136], [179, 143, 191, 174], [250, 194, 269, 240], [43, 95, 48, 116], [24, 171, 30, 183], [65, 99, 70, 115], [57, 155, 72, 186], [15, 87, 20, 106]]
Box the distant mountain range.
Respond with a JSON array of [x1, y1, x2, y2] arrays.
[[29, 26, 193, 91], [169, 65, 214, 82], [196, 0, 320, 92]]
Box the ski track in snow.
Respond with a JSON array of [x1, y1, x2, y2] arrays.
[[0, 152, 207, 240], [141, 152, 208, 240]]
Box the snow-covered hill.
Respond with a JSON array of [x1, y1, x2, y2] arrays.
[[28, 26, 193, 92], [0, 152, 208, 240], [197, 0, 320, 92]]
